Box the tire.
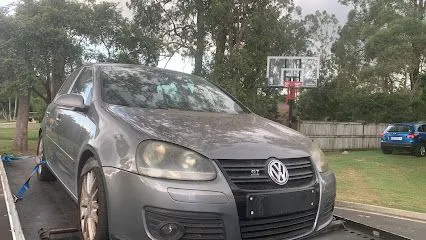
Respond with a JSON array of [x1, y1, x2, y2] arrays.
[[36, 135, 56, 181], [381, 147, 392, 154], [79, 157, 109, 240], [414, 145, 426, 157]]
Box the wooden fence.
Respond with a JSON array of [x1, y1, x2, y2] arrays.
[[297, 121, 388, 151]]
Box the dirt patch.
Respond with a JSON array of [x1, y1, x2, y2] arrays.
[[354, 158, 365, 162], [336, 169, 382, 204]]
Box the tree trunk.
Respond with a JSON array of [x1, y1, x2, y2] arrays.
[[213, 0, 232, 81], [13, 91, 30, 151], [410, 49, 421, 92], [194, 0, 206, 76], [45, 75, 52, 103], [8, 98, 11, 121], [418, 0, 425, 17], [13, 95, 17, 120], [50, 46, 65, 100], [214, 25, 227, 66]]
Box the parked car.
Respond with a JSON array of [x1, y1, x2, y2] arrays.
[[380, 123, 426, 157], [37, 63, 336, 240]]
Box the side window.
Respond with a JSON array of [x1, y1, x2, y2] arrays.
[[70, 68, 94, 105], [56, 67, 82, 97], [420, 125, 426, 132]]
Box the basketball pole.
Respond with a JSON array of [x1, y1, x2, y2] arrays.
[[285, 59, 302, 129], [288, 98, 294, 129]]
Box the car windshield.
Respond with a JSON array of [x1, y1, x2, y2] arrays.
[[101, 65, 246, 114], [386, 124, 413, 133]]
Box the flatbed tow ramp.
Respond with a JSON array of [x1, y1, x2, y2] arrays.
[[0, 157, 414, 240]]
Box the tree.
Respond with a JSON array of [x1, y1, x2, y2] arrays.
[[335, 0, 426, 94], [297, 0, 426, 124], [0, 0, 148, 151], [0, 0, 38, 151], [304, 10, 340, 85], [83, 1, 161, 65], [208, 1, 313, 117]]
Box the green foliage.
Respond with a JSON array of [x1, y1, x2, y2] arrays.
[[206, 0, 312, 119], [30, 95, 46, 122], [86, 1, 161, 65], [334, 0, 426, 92], [304, 11, 340, 85], [298, 0, 426, 124], [298, 80, 426, 123]]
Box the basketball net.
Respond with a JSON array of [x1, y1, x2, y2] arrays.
[[284, 80, 302, 103]]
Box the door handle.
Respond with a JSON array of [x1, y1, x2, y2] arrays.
[[56, 114, 62, 123]]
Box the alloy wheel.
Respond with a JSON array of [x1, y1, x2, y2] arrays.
[[421, 146, 426, 156], [80, 170, 99, 240]]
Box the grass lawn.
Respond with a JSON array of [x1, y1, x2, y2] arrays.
[[0, 123, 39, 155], [327, 150, 426, 213]]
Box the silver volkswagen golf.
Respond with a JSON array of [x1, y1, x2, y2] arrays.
[[38, 63, 336, 240]]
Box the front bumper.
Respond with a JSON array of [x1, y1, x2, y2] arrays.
[[102, 166, 336, 240]]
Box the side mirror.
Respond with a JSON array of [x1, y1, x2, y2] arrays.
[[55, 94, 88, 112]]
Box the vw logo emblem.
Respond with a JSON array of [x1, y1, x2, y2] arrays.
[[268, 159, 289, 185]]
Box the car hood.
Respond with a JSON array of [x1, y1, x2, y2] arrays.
[[107, 105, 312, 160]]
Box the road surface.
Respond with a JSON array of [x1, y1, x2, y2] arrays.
[[335, 207, 426, 240]]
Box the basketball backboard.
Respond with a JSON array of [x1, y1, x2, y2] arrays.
[[266, 56, 319, 88]]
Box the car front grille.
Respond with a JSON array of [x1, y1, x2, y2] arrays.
[[239, 208, 316, 240], [145, 207, 225, 240], [217, 157, 316, 190]]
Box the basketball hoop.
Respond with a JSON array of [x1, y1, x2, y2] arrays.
[[284, 81, 302, 102], [284, 81, 303, 88], [266, 56, 319, 128]]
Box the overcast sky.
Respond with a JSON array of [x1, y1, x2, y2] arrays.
[[0, 0, 13, 6], [295, 0, 350, 24], [0, 0, 350, 73]]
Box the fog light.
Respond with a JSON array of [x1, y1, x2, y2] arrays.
[[158, 222, 184, 240]]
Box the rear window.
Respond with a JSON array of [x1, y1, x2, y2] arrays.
[[386, 125, 413, 133]]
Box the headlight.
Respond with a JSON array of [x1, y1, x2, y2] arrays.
[[136, 140, 217, 181], [310, 142, 329, 172]]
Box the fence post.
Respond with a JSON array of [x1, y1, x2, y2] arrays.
[[362, 122, 365, 149]]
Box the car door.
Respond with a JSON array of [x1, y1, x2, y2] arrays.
[[55, 67, 94, 191], [44, 67, 82, 174]]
